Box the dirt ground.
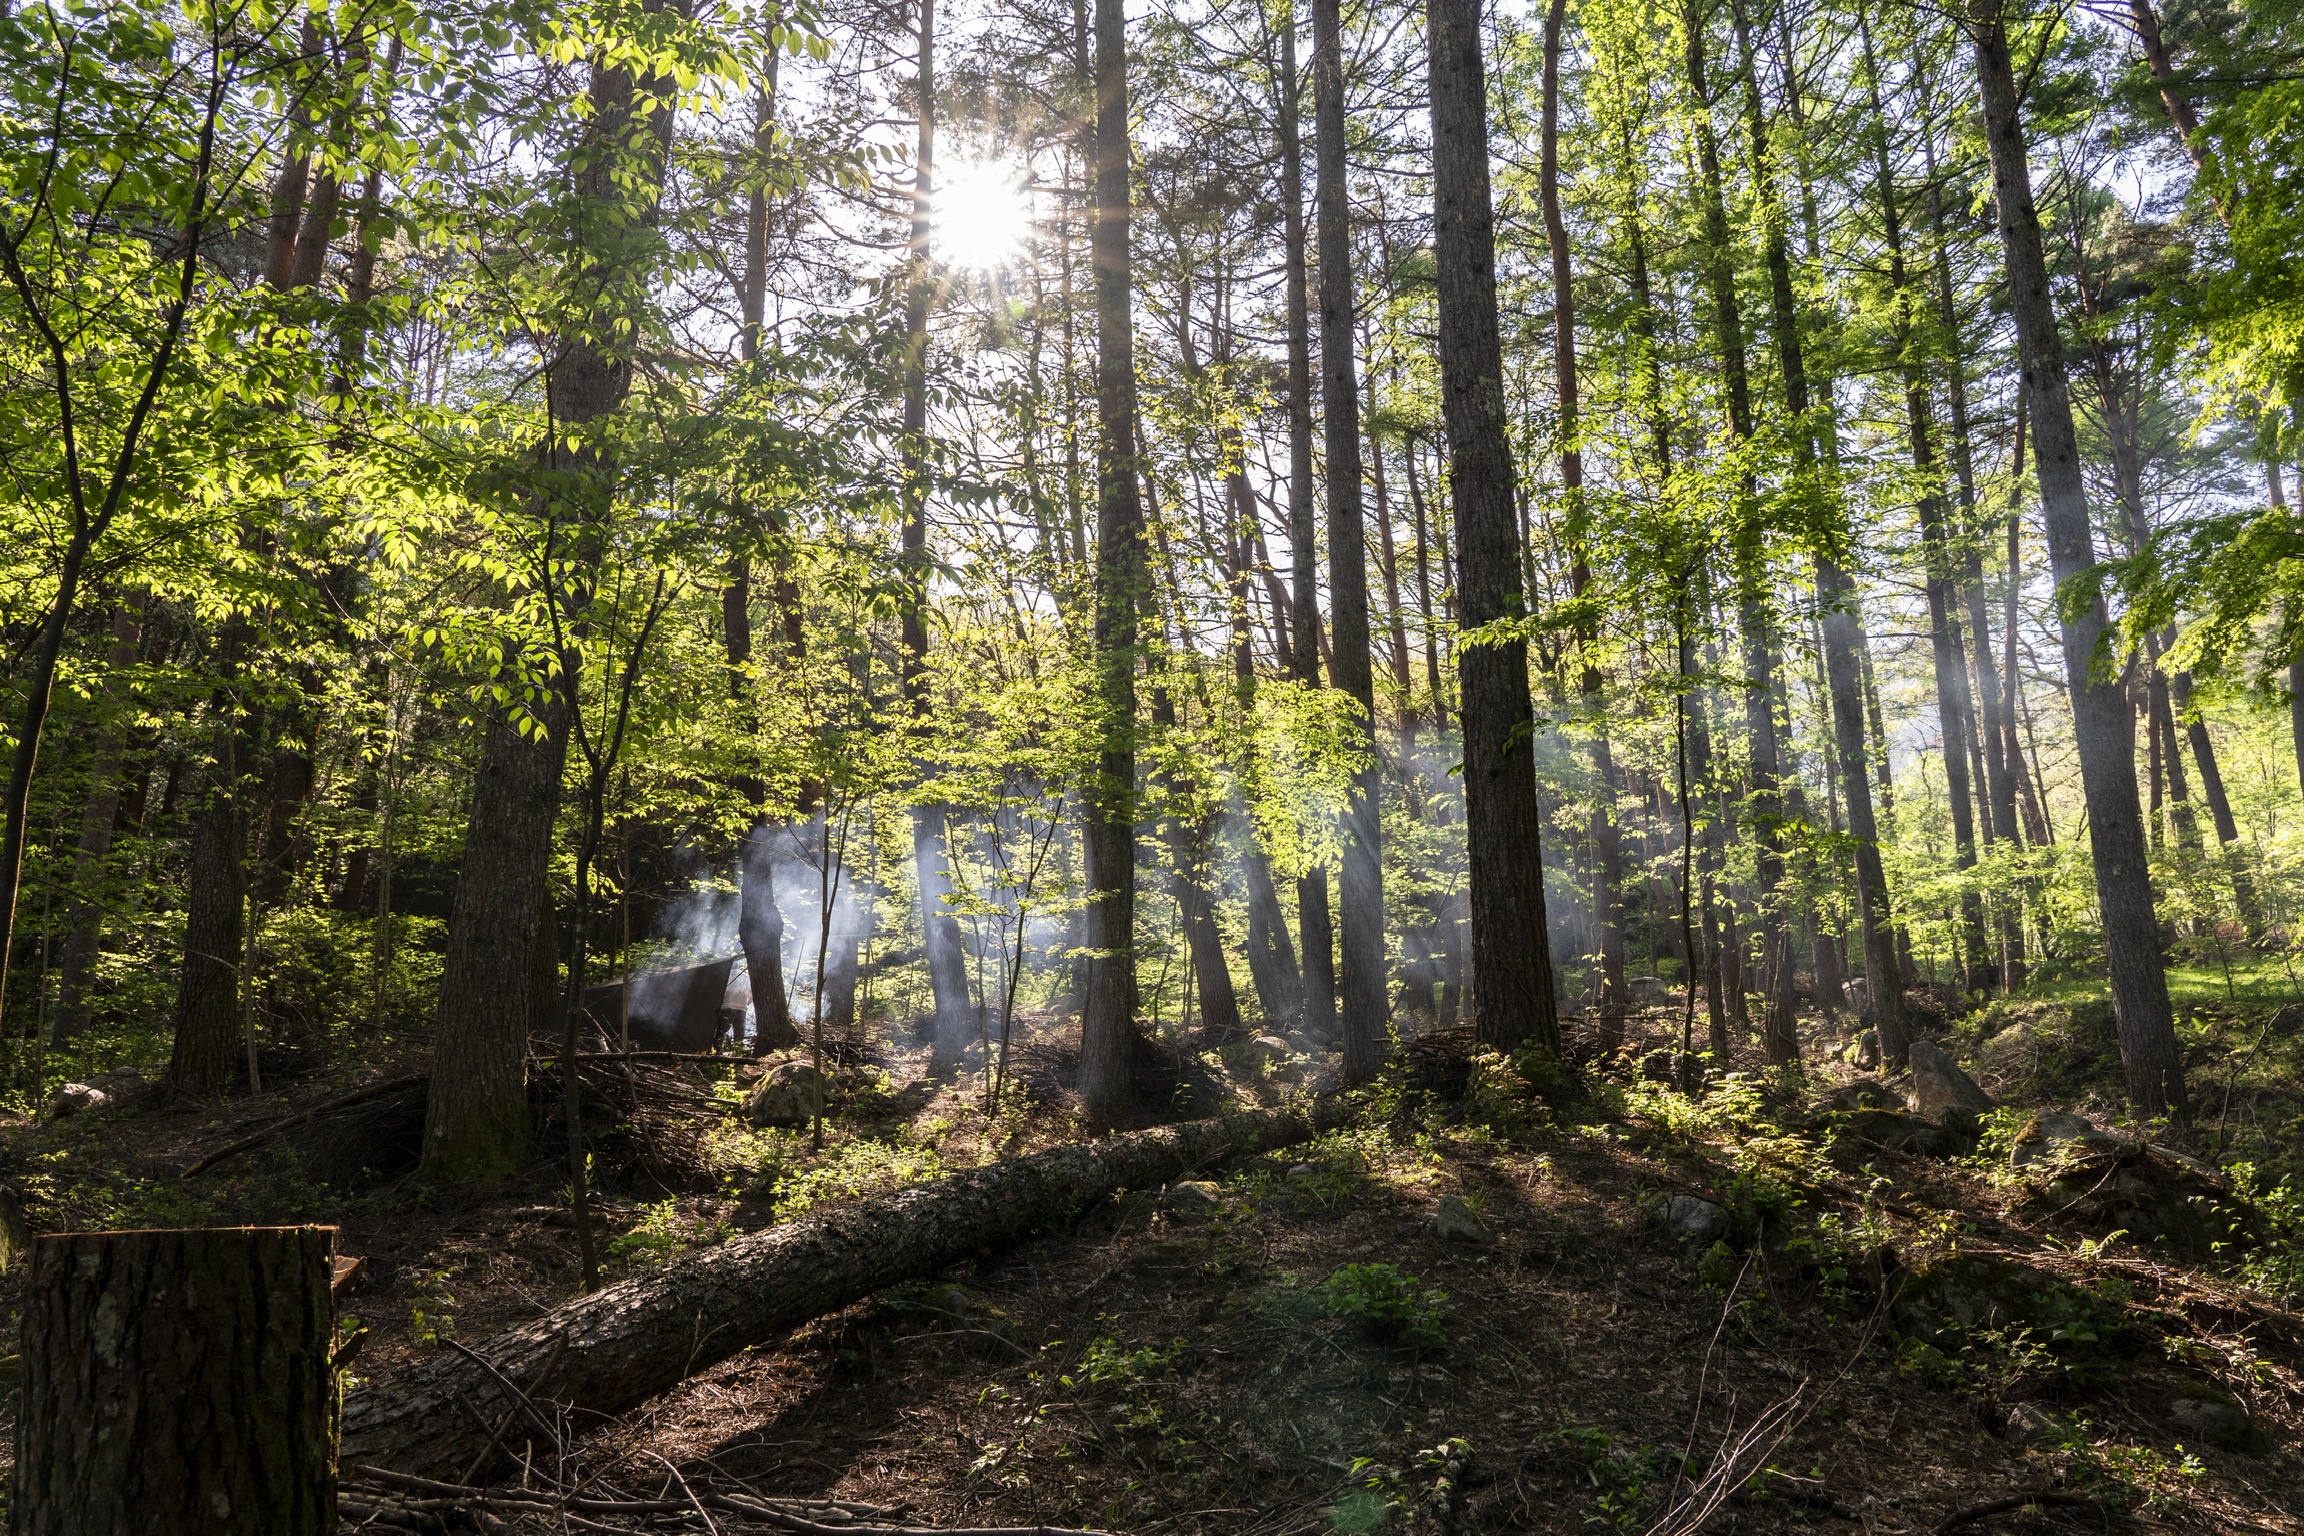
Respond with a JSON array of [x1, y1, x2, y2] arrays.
[[2, 1007, 2300, 1535]]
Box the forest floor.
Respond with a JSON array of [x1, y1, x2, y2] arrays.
[[2, 981, 2303, 1535]]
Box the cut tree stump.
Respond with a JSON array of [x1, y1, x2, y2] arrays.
[[15, 1224, 340, 1536], [342, 1104, 1330, 1480]]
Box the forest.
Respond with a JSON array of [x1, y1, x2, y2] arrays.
[[5, 0, 2304, 1525]]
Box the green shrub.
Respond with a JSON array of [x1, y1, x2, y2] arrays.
[[1320, 1262, 1449, 1349]]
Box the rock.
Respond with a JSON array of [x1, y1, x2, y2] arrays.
[[1852, 1030, 1880, 1070], [1820, 1079, 1900, 1113], [1164, 1180, 1224, 1223], [1662, 1195, 1730, 1248], [2000, 1402, 2062, 1447], [2008, 1112, 2116, 1168], [1844, 977, 1870, 1014], [1628, 975, 1673, 1008], [1836, 1108, 1977, 1160], [1285, 1162, 1317, 1180], [2168, 1389, 2265, 1453], [46, 1083, 107, 1120], [1889, 1254, 2123, 1353], [1244, 1035, 1293, 1067], [1906, 1040, 1993, 1122], [1432, 1194, 1493, 1246], [2020, 1136, 2262, 1258], [742, 1061, 822, 1127]]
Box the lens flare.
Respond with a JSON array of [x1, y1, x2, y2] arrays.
[[934, 160, 1032, 271]]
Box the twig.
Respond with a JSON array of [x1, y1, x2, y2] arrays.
[[342, 1468, 1126, 1535], [448, 1334, 570, 1458], [1933, 1489, 2093, 1533], [180, 1074, 428, 1177], [651, 1453, 719, 1536]]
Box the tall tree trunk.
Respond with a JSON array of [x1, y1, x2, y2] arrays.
[[1313, 0, 1386, 1084], [1971, 0, 2185, 1114], [1543, 0, 1627, 1042], [1692, 0, 1797, 1065], [424, 21, 673, 1175], [170, 709, 251, 1096], [730, 48, 801, 1054], [897, 0, 974, 1067], [1079, 0, 1144, 1120], [1277, 12, 1336, 1045], [1429, 0, 1560, 1057]]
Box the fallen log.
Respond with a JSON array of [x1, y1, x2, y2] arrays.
[[180, 1074, 430, 1178], [341, 1103, 1328, 1480]]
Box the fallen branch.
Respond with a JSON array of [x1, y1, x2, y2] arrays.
[[1932, 1490, 2093, 1534], [340, 1467, 1121, 1535], [342, 1104, 1331, 1480], [180, 1075, 428, 1178]]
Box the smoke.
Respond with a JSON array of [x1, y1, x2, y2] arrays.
[[640, 823, 883, 1033]]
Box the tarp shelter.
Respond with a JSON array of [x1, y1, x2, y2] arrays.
[[582, 956, 740, 1052]]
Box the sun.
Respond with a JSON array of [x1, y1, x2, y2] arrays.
[[934, 159, 1033, 271]]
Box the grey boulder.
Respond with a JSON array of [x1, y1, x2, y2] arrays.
[[1662, 1194, 1731, 1247], [1432, 1194, 1494, 1245], [743, 1060, 822, 1127], [1906, 1040, 1993, 1121]]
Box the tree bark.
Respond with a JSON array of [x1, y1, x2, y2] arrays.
[[423, 15, 676, 1172], [1542, 0, 1628, 1042], [169, 729, 251, 1095], [738, 824, 801, 1050], [343, 1108, 1330, 1481], [1971, 0, 2184, 1114], [17, 1225, 339, 1536], [1312, 0, 1386, 1085], [1079, 0, 1144, 1121], [1692, 0, 1797, 1064], [1276, 9, 1337, 1044], [1429, 0, 1560, 1057]]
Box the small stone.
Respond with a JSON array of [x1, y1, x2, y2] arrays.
[[1820, 1079, 1900, 1113], [46, 1082, 107, 1120], [2000, 1402, 2060, 1446], [1285, 1163, 1317, 1179], [1906, 1039, 1993, 1121], [2169, 1391, 2263, 1453], [1662, 1194, 1730, 1247], [1165, 1180, 1224, 1223], [742, 1061, 822, 1127], [1432, 1194, 1493, 1245], [1244, 1034, 1293, 1067]]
